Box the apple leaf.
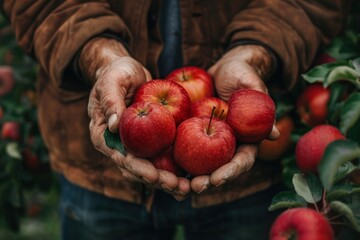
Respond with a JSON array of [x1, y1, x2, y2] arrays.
[[333, 162, 357, 184], [330, 201, 360, 232], [268, 191, 307, 211], [5, 142, 21, 160], [292, 173, 322, 204], [326, 184, 360, 202], [339, 92, 360, 135], [319, 140, 360, 191], [301, 61, 351, 84], [324, 65, 360, 89], [326, 38, 360, 61], [351, 57, 360, 75], [104, 128, 126, 155]]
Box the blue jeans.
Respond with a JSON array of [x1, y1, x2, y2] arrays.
[[58, 175, 283, 240]]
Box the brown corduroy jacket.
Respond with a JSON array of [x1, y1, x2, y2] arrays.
[[1, 0, 351, 208]]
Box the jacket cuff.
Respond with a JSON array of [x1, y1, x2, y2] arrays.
[[61, 32, 130, 91]]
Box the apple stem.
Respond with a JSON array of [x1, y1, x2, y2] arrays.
[[207, 106, 216, 135], [322, 189, 328, 211], [181, 70, 188, 81]]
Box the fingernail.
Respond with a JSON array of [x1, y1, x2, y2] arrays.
[[108, 114, 117, 128], [198, 184, 209, 194], [215, 180, 226, 187], [161, 183, 172, 191]]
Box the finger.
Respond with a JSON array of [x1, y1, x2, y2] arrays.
[[96, 74, 128, 133], [112, 152, 159, 184], [210, 144, 257, 186], [172, 177, 191, 200], [118, 167, 146, 183], [191, 175, 210, 193], [157, 169, 178, 192], [268, 124, 280, 140], [142, 67, 153, 82]]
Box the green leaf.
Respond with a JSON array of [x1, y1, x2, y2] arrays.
[[319, 140, 360, 190], [268, 191, 307, 211], [326, 184, 360, 202], [333, 162, 357, 183], [330, 201, 360, 232], [5, 143, 21, 160], [339, 92, 360, 134], [351, 57, 360, 74], [324, 66, 360, 89], [104, 128, 126, 155], [292, 173, 322, 204], [302, 61, 351, 84]]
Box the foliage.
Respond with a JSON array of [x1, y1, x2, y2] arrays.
[[268, 11, 360, 236], [0, 14, 54, 232]]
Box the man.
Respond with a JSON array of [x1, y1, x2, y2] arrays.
[[1, 0, 351, 239]]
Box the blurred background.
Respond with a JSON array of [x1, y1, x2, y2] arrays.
[[0, 14, 60, 240]]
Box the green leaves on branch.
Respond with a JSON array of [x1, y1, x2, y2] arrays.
[[268, 191, 307, 211], [319, 140, 360, 190], [330, 201, 360, 232], [302, 58, 360, 89], [339, 92, 360, 135]]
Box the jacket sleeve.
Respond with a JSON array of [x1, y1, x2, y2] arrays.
[[223, 0, 352, 92], [2, 0, 132, 90]]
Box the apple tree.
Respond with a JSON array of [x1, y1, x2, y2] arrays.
[[0, 14, 53, 232], [268, 4, 360, 238]]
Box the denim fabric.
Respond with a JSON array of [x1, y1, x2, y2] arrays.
[[59, 175, 283, 240]]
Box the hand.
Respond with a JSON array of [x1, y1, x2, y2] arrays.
[[80, 38, 191, 199], [191, 44, 280, 193]]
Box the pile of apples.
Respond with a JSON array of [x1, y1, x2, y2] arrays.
[[119, 66, 276, 177]]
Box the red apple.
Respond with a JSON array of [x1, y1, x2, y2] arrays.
[[312, 52, 337, 67], [0, 106, 3, 119], [295, 124, 346, 173], [151, 149, 186, 177], [119, 102, 176, 158], [166, 66, 214, 102], [173, 116, 236, 176], [270, 208, 334, 240], [1, 121, 21, 141], [226, 89, 276, 143], [132, 79, 191, 125], [258, 115, 295, 161], [22, 149, 41, 172], [296, 83, 330, 127], [0, 66, 15, 96], [191, 97, 228, 120]]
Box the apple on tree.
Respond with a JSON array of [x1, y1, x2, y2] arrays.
[[190, 96, 228, 120], [296, 83, 330, 127], [270, 207, 334, 240], [119, 102, 176, 158], [173, 107, 236, 176], [1, 121, 21, 141], [258, 115, 295, 161], [166, 66, 214, 102], [226, 89, 276, 143], [132, 79, 191, 125], [0, 66, 15, 97], [295, 124, 346, 173]]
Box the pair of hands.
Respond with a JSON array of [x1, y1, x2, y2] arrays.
[[80, 37, 279, 201]]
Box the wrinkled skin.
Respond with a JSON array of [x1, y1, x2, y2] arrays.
[[82, 38, 279, 200]]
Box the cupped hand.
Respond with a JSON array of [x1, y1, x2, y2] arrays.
[[191, 44, 280, 193], [81, 38, 191, 199]]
